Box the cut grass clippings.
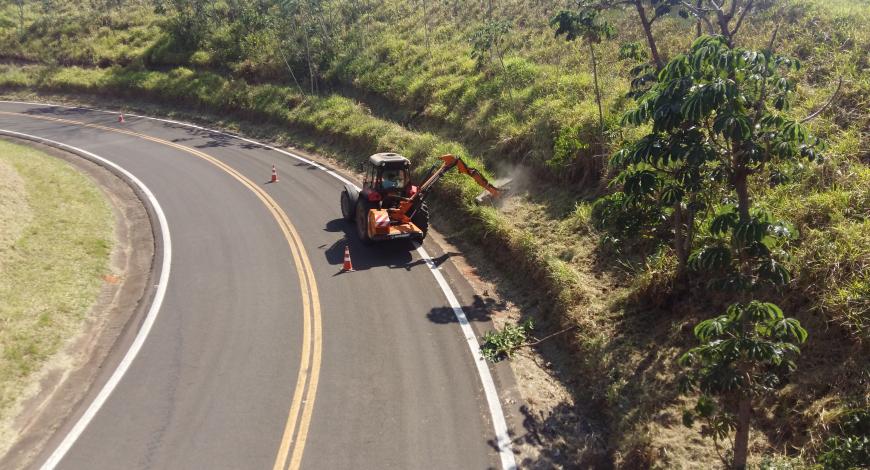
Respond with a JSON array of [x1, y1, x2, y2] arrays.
[[0, 140, 113, 434]]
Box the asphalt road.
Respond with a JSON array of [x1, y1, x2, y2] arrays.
[[0, 103, 516, 470]]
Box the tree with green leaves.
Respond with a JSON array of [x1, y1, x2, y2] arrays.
[[469, 19, 511, 73], [469, 19, 513, 99], [578, 0, 757, 101], [679, 301, 807, 469], [678, 0, 757, 47], [606, 35, 823, 282], [604, 34, 824, 468], [574, 0, 683, 70], [551, 8, 614, 132]]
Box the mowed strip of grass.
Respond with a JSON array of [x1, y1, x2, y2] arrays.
[[0, 139, 113, 422]]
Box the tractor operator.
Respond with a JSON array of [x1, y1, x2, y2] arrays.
[[382, 170, 403, 189]]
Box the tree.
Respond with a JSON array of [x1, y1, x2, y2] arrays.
[[469, 19, 511, 73], [679, 0, 756, 47], [551, 8, 615, 132], [15, 0, 25, 36], [607, 35, 823, 281], [578, 0, 683, 70], [679, 301, 807, 469], [469, 19, 513, 99], [578, 1, 757, 100], [277, 0, 332, 94], [606, 35, 824, 467]]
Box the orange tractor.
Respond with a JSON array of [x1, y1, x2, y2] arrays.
[[340, 153, 507, 243]]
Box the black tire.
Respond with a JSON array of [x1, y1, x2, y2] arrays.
[[411, 202, 429, 240], [355, 199, 374, 244], [340, 190, 355, 222]]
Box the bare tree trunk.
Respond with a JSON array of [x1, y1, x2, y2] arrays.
[[633, 0, 663, 69], [275, 35, 306, 97], [16, 0, 24, 36], [673, 202, 688, 281], [695, 0, 703, 38], [493, 39, 515, 101], [422, 0, 430, 54], [589, 41, 603, 131], [734, 168, 751, 222], [298, 14, 316, 94], [685, 195, 696, 257], [733, 396, 752, 469]]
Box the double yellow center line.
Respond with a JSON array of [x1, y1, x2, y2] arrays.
[[0, 111, 321, 470]]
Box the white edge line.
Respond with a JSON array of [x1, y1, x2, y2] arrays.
[[0, 128, 173, 470], [414, 244, 518, 470], [0, 101, 517, 470]]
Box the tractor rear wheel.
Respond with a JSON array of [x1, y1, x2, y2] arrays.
[[340, 190, 355, 221], [355, 200, 374, 244], [411, 202, 429, 240]]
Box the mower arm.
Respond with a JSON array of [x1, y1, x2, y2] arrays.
[[393, 154, 501, 223], [416, 154, 501, 200]]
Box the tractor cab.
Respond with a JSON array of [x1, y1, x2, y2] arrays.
[[360, 153, 417, 207]]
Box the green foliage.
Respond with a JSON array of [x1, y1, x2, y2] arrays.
[[591, 191, 664, 243], [469, 19, 512, 69], [551, 9, 614, 45], [480, 318, 534, 362], [690, 206, 796, 291], [606, 34, 825, 290], [818, 404, 870, 470], [550, 124, 589, 168], [680, 301, 808, 466]]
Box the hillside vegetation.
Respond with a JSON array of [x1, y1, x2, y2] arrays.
[[0, 0, 867, 468]]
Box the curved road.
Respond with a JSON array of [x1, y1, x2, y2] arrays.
[[0, 102, 516, 470]]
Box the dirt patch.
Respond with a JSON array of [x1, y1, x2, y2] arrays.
[[0, 139, 155, 470]]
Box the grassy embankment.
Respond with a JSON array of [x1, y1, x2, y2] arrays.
[[0, 0, 866, 466], [0, 140, 113, 450]]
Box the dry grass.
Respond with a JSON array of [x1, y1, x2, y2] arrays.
[[0, 140, 113, 426]]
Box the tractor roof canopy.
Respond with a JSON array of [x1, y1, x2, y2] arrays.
[[369, 153, 410, 168]]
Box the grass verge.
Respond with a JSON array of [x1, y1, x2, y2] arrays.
[[0, 139, 113, 437]]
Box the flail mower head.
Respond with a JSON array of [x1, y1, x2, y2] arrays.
[[474, 177, 514, 204]]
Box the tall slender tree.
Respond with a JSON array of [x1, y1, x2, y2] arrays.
[[551, 8, 614, 132]]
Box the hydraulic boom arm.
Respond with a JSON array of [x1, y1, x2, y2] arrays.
[[417, 154, 501, 200], [394, 154, 502, 221]]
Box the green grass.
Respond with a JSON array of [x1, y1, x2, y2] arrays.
[[0, 140, 113, 430]]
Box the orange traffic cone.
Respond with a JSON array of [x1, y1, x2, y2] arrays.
[[270, 165, 278, 183], [342, 245, 354, 272], [118, 113, 125, 123]]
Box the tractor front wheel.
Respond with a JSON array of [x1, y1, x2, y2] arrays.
[[340, 190, 355, 221], [411, 203, 429, 240], [355, 200, 374, 244]]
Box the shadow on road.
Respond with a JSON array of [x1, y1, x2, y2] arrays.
[[24, 106, 91, 117], [294, 161, 319, 170], [426, 294, 505, 324], [322, 218, 414, 272], [160, 123, 267, 150]]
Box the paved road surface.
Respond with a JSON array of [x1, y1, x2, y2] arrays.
[[0, 102, 516, 470]]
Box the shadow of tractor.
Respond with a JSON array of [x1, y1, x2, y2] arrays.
[[323, 218, 415, 273]]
